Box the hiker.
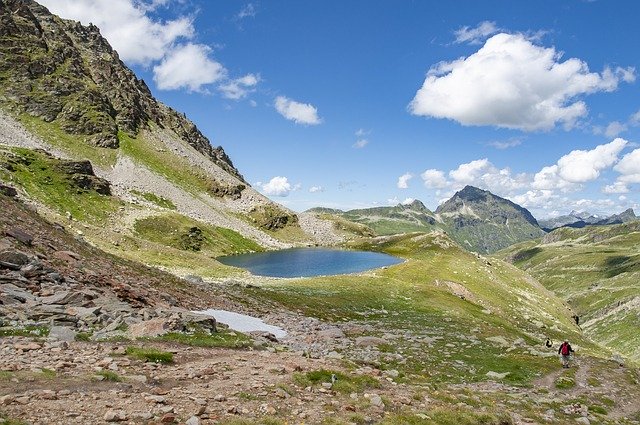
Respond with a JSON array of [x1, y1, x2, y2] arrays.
[[558, 340, 575, 368], [545, 337, 553, 348], [572, 314, 580, 326]]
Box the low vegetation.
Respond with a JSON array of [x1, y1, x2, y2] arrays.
[[125, 346, 173, 364]]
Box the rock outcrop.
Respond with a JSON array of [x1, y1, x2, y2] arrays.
[[0, 0, 244, 182]]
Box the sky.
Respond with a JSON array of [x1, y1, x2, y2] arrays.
[[38, 0, 640, 219]]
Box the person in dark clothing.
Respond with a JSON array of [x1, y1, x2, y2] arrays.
[[558, 340, 575, 368], [545, 337, 553, 348]]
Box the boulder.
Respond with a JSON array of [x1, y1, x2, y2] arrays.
[[355, 336, 387, 347], [0, 250, 30, 267], [128, 318, 172, 338], [4, 228, 33, 246]]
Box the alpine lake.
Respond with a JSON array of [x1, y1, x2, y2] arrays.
[[217, 247, 403, 278]]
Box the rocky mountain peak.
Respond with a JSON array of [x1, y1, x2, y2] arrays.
[[0, 0, 245, 182], [400, 199, 431, 213]]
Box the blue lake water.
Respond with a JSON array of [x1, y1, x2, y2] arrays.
[[217, 248, 402, 278]]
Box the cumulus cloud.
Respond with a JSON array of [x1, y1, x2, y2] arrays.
[[614, 148, 640, 183], [401, 198, 416, 205], [257, 176, 297, 197], [604, 121, 627, 138], [397, 173, 413, 189], [420, 169, 448, 189], [353, 139, 369, 149], [274, 96, 322, 125], [603, 181, 629, 194], [309, 186, 324, 193], [556, 138, 627, 183], [219, 74, 260, 100], [454, 21, 499, 44], [630, 110, 640, 125], [409, 33, 635, 131], [153, 43, 226, 91]]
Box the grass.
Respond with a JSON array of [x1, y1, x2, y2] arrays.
[[0, 325, 49, 338], [133, 213, 263, 256], [94, 370, 122, 382], [17, 113, 118, 168], [75, 332, 93, 342], [380, 408, 513, 425], [0, 413, 27, 425], [241, 232, 589, 386], [293, 369, 381, 394], [131, 190, 176, 210], [158, 330, 253, 349], [125, 346, 173, 364], [496, 222, 640, 362], [0, 147, 121, 223]]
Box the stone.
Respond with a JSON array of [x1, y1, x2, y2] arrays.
[[185, 417, 200, 425], [0, 184, 17, 197], [128, 318, 171, 338], [355, 336, 387, 347], [486, 336, 510, 347], [486, 371, 510, 379], [0, 250, 30, 267], [575, 418, 590, 424], [317, 327, 345, 339], [160, 413, 176, 423], [104, 410, 127, 422], [4, 228, 33, 246], [49, 326, 77, 342]]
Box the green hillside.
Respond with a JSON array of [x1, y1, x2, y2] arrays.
[[497, 222, 640, 362]]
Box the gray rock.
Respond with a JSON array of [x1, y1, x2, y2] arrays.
[[0, 250, 30, 267], [186, 416, 201, 425], [355, 336, 387, 347], [104, 410, 127, 422], [49, 326, 76, 342]]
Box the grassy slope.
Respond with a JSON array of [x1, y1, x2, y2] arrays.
[[496, 223, 640, 362], [247, 232, 594, 386]]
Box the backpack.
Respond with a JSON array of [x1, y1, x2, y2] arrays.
[[561, 343, 570, 355]]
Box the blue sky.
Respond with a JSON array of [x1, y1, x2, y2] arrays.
[[40, 0, 640, 218]]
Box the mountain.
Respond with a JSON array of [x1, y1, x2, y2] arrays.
[[539, 208, 636, 231], [309, 199, 439, 236], [435, 185, 545, 254], [0, 0, 349, 263], [595, 207, 637, 225], [497, 221, 640, 362], [1, 2, 639, 423]]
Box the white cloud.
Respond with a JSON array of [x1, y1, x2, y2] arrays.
[[39, 0, 194, 66], [449, 159, 492, 184], [274, 96, 322, 125], [454, 21, 499, 44], [512, 190, 558, 210], [603, 181, 629, 194], [487, 138, 523, 149], [401, 198, 416, 205], [153, 43, 226, 91], [630, 110, 640, 125], [614, 148, 640, 183], [353, 139, 369, 149], [397, 173, 413, 189], [409, 33, 634, 131], [258, 176, 294, 197], [219, 73, 260, 100], [309, 186, 324, 193], [604, 121, 626, 138], [556, 138, 627, 183], [532, 165, 574, 191], [355, 128, 370, 137], [236, 3, 256, 20], [421, 169, 448, 189]]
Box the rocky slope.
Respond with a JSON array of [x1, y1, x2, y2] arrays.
[[0, 0, 240, 180], [0, 0, 345, 259]]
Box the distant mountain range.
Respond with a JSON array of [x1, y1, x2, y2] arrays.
[[308, 186, 637, 254], [538, 208, 637, 231]]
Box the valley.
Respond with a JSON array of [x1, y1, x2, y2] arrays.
[[0, 1, 639, 424]]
